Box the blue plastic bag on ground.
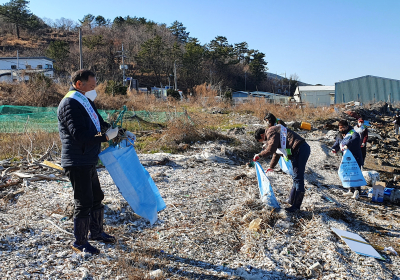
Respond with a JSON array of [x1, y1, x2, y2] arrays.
[[99, 140, 166, 225], [338, 150, 367, 188], [255, 162, 280, 209], [278, 157, 294, 176]]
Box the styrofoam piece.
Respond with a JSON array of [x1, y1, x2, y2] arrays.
[[331, 228, 384, 260]]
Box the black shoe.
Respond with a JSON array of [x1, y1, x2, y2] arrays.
[[89, 207, 116, 244], [73, 217, 100, 254], [90, 232, 116, 243], [285, 191, 305, 212], [71, 241, 100, 254]]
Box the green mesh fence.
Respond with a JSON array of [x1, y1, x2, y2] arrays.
[[0, 105, 187, 133]]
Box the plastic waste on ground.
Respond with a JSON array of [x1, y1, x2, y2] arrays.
[[338, 150, 367, 188], [371, 181, 385, 202], [300, 121, 312, 130], [362, 170, 380, 186], [331, 227, 385, 260], [278, 157, 294, 176], [367, 182, 398, 203], [384, 247, 398, 255], [254, 162, 280, 209], [99, 140, 166, 225], [248, 218, 262, 231]]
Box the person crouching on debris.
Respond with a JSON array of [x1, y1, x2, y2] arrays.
[[253, 113, 310, 212], [354, 118, 368, 167], [58, 69, 135, 254], [331, 120, 363, 199]]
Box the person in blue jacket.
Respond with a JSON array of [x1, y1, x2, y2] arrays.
[[58, 70, 125, 254], [331, 120, 363, 199]]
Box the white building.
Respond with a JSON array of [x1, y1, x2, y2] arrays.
[[294, 85, 335, 107], [0, 56, 55, 82], [232, 91, 290, 105]]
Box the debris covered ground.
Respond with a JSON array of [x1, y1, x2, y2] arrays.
[[0, 105, 400, 279]]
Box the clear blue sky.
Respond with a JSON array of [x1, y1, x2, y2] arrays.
[[3, 0, 399, 85]]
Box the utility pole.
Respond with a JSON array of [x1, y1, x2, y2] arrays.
[[16, 50, 19, 82], [117, 44, 127, 86], [122, 44, 125, 86], [79, 28, 83, 69]]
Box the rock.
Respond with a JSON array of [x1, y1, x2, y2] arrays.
[[370, 145, 379, 151], [275, 220, 293, 229], [233, 174, 247, 180], [178, 143, 190, 151], [148, 269, 163, 279], [228, 127, 245, 135], [201, 151, 234, 164], [307, 262, 323, 276], [369, 132, 383, 140], [285, 121, 301, 130]]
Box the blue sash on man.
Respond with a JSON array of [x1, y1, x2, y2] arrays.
[[64, 90, 101, 132]]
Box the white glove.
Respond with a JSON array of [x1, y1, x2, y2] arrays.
[[253, 154, 260, 161], [341, 145, 348, 151], [361, 143, 365, 147], [106, 127, 118, 140], [124, 130, 136, 142]]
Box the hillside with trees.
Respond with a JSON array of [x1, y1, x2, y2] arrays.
[[0, 0, 301, 96]]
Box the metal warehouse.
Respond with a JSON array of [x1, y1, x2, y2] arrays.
[[293, 86, 335, 107], [335, 75, 400, 104]]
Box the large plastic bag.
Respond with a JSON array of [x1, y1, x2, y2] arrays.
[[338, 150, 367, 188], [278, 156, 294, 176], [255, 162, 280, 209], [362, 170, 380, 186], [99, 140, 166, 225]]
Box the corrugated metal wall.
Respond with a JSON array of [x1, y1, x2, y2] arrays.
[[335, 75, 400, 104], [301, 91, 332, 107]]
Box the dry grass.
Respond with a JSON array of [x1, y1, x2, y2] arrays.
[[0, 78, 340, 159], [0, 77, 66, 107], [0, 132, 61, 160], [231, 98, 339, 122]]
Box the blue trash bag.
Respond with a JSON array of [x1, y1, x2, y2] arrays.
[[338, 150, 367, 188], [363, 120, 370, 126], [255, 162, 280, 209], [278, 156, 294, 176], [99, 140, 166, 225]]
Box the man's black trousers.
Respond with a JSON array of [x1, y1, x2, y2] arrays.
[[361, 146, 367, 164], [65, 165, 104, 218]]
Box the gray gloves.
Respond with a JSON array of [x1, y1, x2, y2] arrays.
[[105, 127, 118, 140]]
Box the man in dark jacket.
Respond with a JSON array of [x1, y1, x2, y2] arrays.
[[253, 113, 310, 212], [58, 69, 119, 254], [331, 120, 363, 199]]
